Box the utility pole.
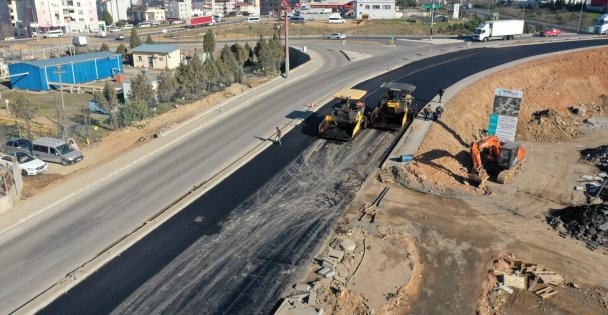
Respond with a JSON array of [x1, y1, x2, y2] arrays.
[[54, 65, 68, 141], [430, 0, 436, 40], [283, 0, 289, 78], [578, 0, 586, 33]]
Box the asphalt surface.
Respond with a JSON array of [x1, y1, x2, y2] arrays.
[[1, 40, 430, 313], [38, 39, 608, 314]]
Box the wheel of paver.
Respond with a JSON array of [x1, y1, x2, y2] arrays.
[[497, 170, 510, 184]]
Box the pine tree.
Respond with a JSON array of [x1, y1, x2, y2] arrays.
[[129, 72, 156, 107], [9, 92, 39, 146], [116, 43, 127, 58], [130, 28, 142, 49], [244, 42, 254, 66], [203, 29, 216, 53], [221, 45, 242, 84], [145, 34, 155, 44], [102, 9, 113, 26], [175, 63, 195, 96], [156, 70, 177, 103], [230, 42, 247, 66], [100, 43, 110, 51]]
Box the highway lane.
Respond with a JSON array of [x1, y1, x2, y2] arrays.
[[0, 41, 433, 313], [41, 39, 608, 314]]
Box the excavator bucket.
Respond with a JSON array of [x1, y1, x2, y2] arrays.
[[469, 168, 489, 187]]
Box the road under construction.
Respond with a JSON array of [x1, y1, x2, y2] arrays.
[[39, 39, 608, 314]]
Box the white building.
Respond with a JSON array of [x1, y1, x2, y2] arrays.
[[99, 0, 130, 23], [145, 7, 166, 21], [354, 0, 396, 19], [165, 0, 192, 20], [13, 0, 99, 35]]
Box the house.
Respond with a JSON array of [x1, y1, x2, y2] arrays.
[[131, 44, 182, 69], [354, 0, 396, 19]]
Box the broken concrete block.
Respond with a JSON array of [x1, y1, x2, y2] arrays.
[[288, 292, 310, 303], [308, 287, 317, 305], [274, 299, 323, 315], [340, 239, 356, 252], [503, 274, 527, 289], [333, 275, 347, 284], [575, 186, 586, 191], [294, 283, 311, 292], [598, 172, 607, 178], [581, 175, 594, 180], [323, 269, 336, 278], [327, 249, 344, 261], [322, 257, 339, 269], [317, 267, 334, 278]]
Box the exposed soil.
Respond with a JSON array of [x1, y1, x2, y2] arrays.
[[405, 48, 608, 195], [303, 48, 608, 314]]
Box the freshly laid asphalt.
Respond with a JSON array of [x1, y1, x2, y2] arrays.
[[40, 39, 607, 314]]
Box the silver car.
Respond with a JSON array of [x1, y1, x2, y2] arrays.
[[2, 138, 33, 155], [32, 137, 83, 166]]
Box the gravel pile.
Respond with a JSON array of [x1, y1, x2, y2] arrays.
[[581, 145, 608, 171], [550, 203, 608, 250]]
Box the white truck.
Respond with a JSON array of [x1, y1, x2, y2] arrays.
[[71, 36, 88, 47], [594, 14, 608, 34], [473, 20, 524, 42]]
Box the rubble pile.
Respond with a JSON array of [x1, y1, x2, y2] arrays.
[[550, 203, 608, 250], [581, 145, 608, 172]]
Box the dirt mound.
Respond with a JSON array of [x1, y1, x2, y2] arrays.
[[526, 108, 580, 141], [407, 48, 608, 194]]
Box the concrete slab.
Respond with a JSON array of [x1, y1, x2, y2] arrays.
[[327, 248, 344, 261], [340, 239, 356, 252], [294, 283, 311, 292]]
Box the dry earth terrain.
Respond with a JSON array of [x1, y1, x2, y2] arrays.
[[289, 47, 608, 314]]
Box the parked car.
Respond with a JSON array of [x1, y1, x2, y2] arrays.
[[43, 29, 64, 38], [116, 34, 125, 40], [326, 33, 346, 40], [289, 16, 306, 24], [110, 27, 122, 33], [1, 152, 48, 176], [151, 21, 161, 26], [32, 137, 83, 165], [541, 28, 561, 36], [122, 23, 134, 30], [96, 31, 107, 38], [2, 138, 32, 154], [71, 36, 88, 47], [138, 21, 151, 28]]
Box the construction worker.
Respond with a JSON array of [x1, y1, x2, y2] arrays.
[[439, 88, 445, 103], [275, 127, 282, 146]]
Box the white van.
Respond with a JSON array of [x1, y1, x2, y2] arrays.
[[138, 21, 151, 28], [246, 16, 260, 23], [328, 15, 345, 24], [43, 29, 64, 38]]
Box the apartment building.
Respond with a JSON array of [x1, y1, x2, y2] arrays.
[[165, 0, 192, 20], [99, 0, 130, 23], [11, 0, 99, 36]]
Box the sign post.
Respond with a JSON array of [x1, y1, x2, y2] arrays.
[[487, 89, 524, 142]]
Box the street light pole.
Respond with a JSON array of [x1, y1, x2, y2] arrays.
[[430, 0, 435, 40], [578, 0, 586, 33], [54, 65, 67, 140], [283, 0, 289, 78]]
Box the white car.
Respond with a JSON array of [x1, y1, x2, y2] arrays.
[[122, 23, 134, 30], [1, 152, 48, 176], [96, 31, 107, 38], [110, 27, 122, 33], [326, 33, 346, 40]]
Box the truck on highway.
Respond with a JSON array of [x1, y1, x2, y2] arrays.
[[594, 14, 608, 34], [473, 20, 524, 42], [186, 16, 214, 28]]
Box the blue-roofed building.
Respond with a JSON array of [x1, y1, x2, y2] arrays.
[[8, 52, 124, 91], [131, 44, 182, 70]]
